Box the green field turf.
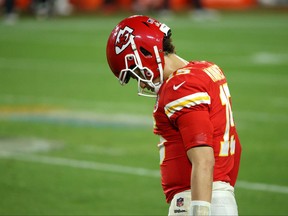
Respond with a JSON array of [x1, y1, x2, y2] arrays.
[[0, 9, 288, 215]]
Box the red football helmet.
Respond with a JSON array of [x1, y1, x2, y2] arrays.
[[106, 15, 171, 97]]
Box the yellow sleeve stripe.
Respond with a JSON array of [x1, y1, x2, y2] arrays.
[[164, 92, 211, 118]]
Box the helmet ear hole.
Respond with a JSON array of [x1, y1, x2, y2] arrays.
[[140, 47, 152, 57], [144, 70, 153, 78]]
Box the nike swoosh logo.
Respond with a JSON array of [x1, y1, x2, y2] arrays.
[[173, 81, 186, 90]]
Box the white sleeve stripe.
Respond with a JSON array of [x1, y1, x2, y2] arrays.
[[164, 92, 211, 118]]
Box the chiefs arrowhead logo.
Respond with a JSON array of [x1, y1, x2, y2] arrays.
[[115, 26, 135, 54]]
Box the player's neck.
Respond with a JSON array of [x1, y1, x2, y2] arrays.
[[163, 54, 189, 80]]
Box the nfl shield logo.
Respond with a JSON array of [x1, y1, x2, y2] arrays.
[[176, 197, 184, 207]]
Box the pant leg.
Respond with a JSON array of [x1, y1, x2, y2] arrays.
[[4, 0, 15, 14], [211, 181, 238, 216]]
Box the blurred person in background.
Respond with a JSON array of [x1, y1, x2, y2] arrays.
[[32, 0, 54, 19], [133, 0, 219, 21], [31, 0, 73, 19], [159, 0, 219, 21], [2, 0, 18, 25], [133, 0, 163, 13], [106, 15, 241, 216], [53, 0, 73, 16], [1, 0, 72, 24], [102, 0, 118, 14]]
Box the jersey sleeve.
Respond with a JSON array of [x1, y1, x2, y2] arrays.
[[176, 110, 214, 150]]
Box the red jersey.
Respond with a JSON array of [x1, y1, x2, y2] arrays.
[[153, 61, 241, 203]]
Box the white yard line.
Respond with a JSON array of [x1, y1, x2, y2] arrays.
[[0, 151, 160, 177], [0, 151, 287, 195], [0, 110, 152, 127], [236, 181, 288, 194], [251, 52, 288, 65]]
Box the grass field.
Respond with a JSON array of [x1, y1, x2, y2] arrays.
[[0, 9, 288, 215]]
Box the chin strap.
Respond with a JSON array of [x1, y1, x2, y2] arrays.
[[153, 45, 164, 85]]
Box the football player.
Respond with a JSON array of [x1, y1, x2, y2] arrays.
[[106, 15, 242, 216]]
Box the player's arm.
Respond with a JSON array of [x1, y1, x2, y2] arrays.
[[187, 146, 214, 215], [176, 110, 214, 216]]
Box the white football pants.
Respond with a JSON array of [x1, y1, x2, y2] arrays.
[[168, 181, 238, 216]]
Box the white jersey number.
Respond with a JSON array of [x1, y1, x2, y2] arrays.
[[219, 83, 235, 156]]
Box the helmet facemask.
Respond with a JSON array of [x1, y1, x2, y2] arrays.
[[118, 38, 164, 98]]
